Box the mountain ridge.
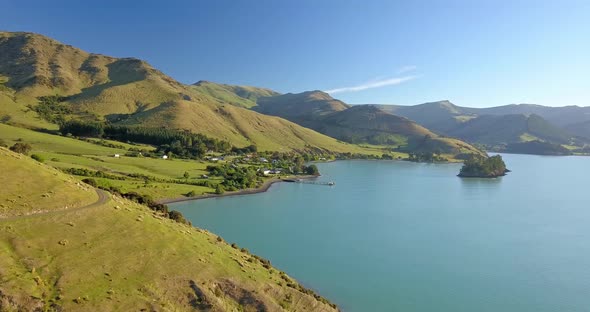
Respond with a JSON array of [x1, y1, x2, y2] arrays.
[[0, 31, 367, 153]]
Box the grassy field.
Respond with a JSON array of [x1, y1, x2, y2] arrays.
[[0, 124, 222, 199], [0, 123, 395, 201], [0, 148, 337, 311], [0, 124, 126, 155]]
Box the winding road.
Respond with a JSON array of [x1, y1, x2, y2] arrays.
[[0, 188, 109, 222]]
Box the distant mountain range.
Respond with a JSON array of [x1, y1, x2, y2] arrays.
[[0, 31, 587, 157], [376, 101, 590, 153]]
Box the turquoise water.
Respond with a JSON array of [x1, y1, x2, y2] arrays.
[[173, 154, 590, 311]]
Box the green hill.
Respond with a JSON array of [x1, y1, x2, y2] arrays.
[[468, 104, 590, 128], [0, 147, 337, 311], [447, 114, 573, 145], [255, 90, 350, 127], [0, 31, 365, 153], [503, 140, 573, 156], [191, 80, 279, 108], [376, 101, 475, 133], [565, 120, 590, 139], [319, 105, 433, 145]]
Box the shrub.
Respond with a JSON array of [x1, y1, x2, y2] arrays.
[[9, 142, 32, 155], [215, 184, 225, 195], [30, 154, 44, 163], [186, 190, 197, 197], [168, 210, 190, 225], [81, 178, 98, 187]]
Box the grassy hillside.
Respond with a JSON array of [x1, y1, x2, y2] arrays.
[[318, 105, 433, 145], [255, 91, 350, 126], [191, 80, 279, 108], [0, 148, 97, 218], [565, 120, 590, 139], [447, 114, 573, 145], [376, 101, 475, 133], [0, 31, 366, 153], [0, 147, 338, 311]]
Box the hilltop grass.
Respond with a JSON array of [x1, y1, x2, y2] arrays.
[[0, 148, 98, 218], [0, 147, 337, 311], [190, 81, 277, 108]]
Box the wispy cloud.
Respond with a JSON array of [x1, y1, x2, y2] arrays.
[[397, 65, 417, 75], [324, 75, 418, 94]]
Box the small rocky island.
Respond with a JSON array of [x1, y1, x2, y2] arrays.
[[458, 155, 509, 178]]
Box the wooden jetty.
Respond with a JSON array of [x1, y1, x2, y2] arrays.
[[283, 178, 335, 186]]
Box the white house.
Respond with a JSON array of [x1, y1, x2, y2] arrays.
[[262, 169, 272, 175], [114, 154, 120, 158], [162, 155, 168, 159]]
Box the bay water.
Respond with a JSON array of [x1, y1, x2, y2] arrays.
[[173, 154, 590, 311]]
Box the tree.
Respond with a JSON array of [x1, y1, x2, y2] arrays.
[[9, 142, 32, 155], [183, 171, 190, 179], [215, 184, 225, 195], [305, 164, 320, 176]]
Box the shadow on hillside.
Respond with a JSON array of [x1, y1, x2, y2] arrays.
[[69, 58, 149, 101]]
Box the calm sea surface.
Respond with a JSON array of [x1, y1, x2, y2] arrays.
[[172, 154, 590, 311]]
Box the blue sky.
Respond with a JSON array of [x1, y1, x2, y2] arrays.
[[1, 0, 589, 107]]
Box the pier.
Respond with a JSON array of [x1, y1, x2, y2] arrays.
[[283, 179, 335, 186]]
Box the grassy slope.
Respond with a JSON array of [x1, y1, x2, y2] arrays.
[[319, 105, 434, 145], [0, 148, 337, 311], [255, 91, 350, 123], [191, 80, 279, 108], [0, 123, 219, 199], [0, 148, 97, 218], [448, 114, 573, 145], [0, 31, 367, 153]]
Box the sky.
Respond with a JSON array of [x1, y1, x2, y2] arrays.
[[1, 0, 589, 107]]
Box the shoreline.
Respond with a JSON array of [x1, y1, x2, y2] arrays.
[[159, 175, 318, 205]]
